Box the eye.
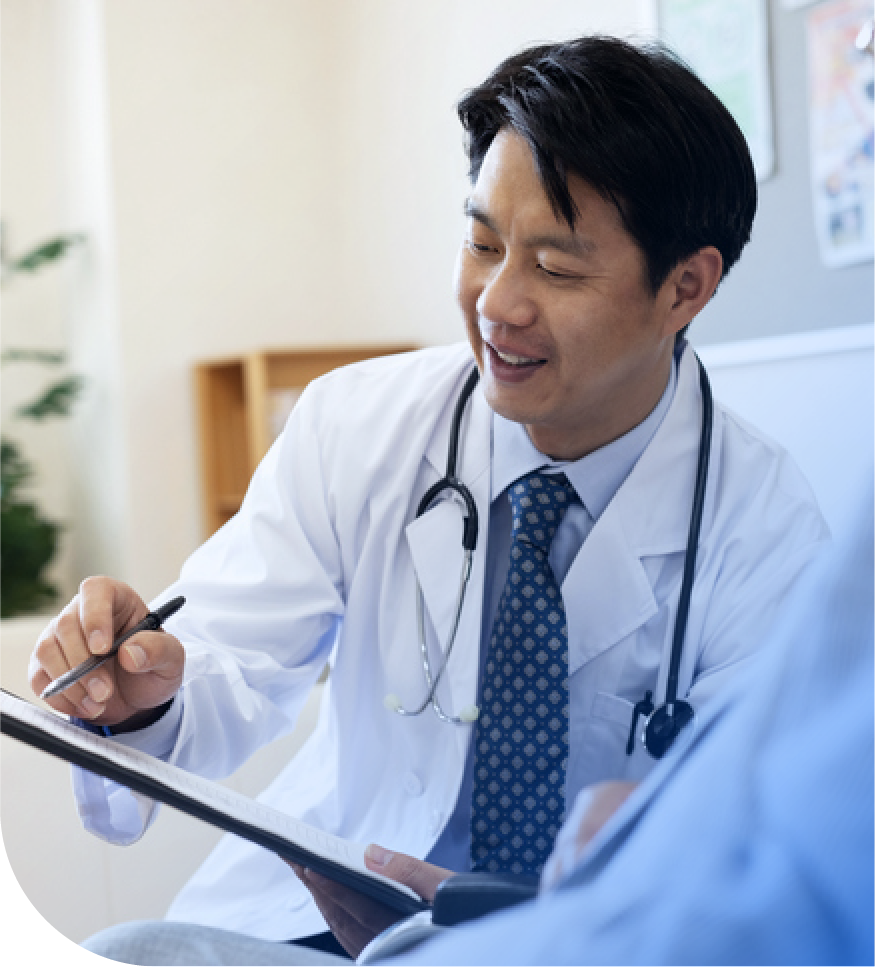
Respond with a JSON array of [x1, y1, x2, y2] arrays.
[[538, 263, 579, 280], [467, 239, 496, 255]]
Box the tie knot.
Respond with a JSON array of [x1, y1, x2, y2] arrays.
[[508, 472, 575, 552]]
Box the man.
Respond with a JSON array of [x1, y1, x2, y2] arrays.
[[32, 36, 827, 965]]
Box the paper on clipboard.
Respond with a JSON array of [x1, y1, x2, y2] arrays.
[[0, 690, 426, 917]]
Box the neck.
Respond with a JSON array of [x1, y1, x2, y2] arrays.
[[527, 355, 675, 461]]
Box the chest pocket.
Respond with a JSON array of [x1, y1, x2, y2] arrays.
[[566, 690, 656, 800], [591, 690, 635, 726]]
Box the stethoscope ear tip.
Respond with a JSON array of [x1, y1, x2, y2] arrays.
[[459, 705, 480, 722], [384, 694, 403, 712]]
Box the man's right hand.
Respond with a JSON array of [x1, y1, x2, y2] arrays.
[[28, 576, 185, 728]]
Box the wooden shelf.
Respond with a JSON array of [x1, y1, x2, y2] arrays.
[[195, 345, 416, 537]]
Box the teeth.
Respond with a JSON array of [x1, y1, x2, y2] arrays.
[[495, 348, 539, 365]]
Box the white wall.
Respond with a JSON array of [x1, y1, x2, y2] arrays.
[[695, 324, 874, 536], [96, 0, 347, 598], [0, 0, 75, 599]]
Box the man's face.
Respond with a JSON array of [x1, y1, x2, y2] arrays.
[[455, 128, 680, 461]]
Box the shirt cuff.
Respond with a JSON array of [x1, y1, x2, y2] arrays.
[[71, 694, 183, 760]]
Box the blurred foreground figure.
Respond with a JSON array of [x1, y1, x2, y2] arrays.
[[396, 483, 874, 966]]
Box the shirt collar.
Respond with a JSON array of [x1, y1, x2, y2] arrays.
[[491, 357, 678, 521]]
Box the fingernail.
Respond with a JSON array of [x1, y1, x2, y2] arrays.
[[89, 630, 108, 654], [87, 678, 109, 703], [365, 844, 393, 868], [80, 696, 104, 718], [125, 644, 146, 669]]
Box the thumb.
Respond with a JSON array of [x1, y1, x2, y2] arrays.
[[364, 844, 451, 903]]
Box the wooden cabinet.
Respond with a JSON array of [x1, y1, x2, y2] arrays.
[[195, 346, 416, 536]]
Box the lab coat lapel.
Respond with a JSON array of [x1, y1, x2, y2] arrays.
[[563, 507, 658, 676], [404, 381, 491, 725], [564, 348, 707, 676]]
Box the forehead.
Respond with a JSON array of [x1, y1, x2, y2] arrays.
[[470, 128, 626, 243]]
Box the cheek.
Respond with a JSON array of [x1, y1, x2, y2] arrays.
[[453, 251, 481, 315], [452, 249, 468, 306]]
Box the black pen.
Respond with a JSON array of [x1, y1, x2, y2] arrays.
[[41, 596, 186, 700]]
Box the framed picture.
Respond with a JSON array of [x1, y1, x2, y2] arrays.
[[658, 0, 776, 181]]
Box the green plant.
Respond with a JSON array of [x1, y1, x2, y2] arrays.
[[1, 229, 85, 618]]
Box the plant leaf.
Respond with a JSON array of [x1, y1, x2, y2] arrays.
[[6, 233, 84, 274], [1, 437, 33, 502], [1, 348, 66, 366], [1, 497, 60, 618], [15, 375, 85, 421]]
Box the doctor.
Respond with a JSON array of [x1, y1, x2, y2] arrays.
[[32, 35, 827, 965]]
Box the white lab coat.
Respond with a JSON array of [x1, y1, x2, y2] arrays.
[[73, 342, 828, 942]]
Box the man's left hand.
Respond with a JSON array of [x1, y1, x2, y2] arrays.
[[287, 844, 452, 958]]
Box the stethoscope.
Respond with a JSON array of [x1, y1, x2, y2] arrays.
[[385, 354, 714, 759]]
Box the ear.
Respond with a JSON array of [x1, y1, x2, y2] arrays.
[[661, 246, 723, 337]]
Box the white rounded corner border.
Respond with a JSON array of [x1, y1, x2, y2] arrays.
[[0, 825, 101, 966]]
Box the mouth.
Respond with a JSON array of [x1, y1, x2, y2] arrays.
[[484, 341, 548, 381]]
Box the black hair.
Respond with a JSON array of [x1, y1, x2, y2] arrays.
[[457, 35, 757, 293]]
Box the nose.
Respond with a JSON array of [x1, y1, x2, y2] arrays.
[[475, 260, 537, 329]]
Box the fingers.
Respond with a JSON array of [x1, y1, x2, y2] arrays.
[[301, 874, 377, 958], [363, 845, 452, 903], [293, 867, 400, 959], [112, 630, 185, 710], [28, 577, 182, 726], [30, 604, 108, 719], [78, 575, 149, 657], [115, 630, 184, 679]]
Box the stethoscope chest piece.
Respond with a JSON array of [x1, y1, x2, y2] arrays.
[[643, 700, 695, 759]]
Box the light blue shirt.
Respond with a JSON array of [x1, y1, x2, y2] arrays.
[[399, 481, 874, 967], [426, 359, 677, 871]]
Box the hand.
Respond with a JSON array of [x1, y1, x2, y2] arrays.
[[287, 844, 452, 958], [540, 780, 639, 891], [28, 576, 185, 728]]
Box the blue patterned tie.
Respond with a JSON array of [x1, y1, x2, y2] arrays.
[[470, 471, 575, 874]]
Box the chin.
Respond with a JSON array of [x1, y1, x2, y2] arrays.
[[482, 385, 534, 427]]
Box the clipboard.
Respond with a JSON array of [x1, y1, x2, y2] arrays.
[[0, 689, 427, 917]]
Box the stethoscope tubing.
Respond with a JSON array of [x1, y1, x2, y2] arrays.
[[664, 358, 713, 707], [388, 368, 482, 724]]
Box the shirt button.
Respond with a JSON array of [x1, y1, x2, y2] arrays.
[[403, 772, 423, 797]]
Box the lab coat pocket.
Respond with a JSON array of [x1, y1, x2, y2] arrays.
[[591, 691, 658, 781], [591, 691, 635, 726], [584, 692, 646, 781], [568, 690, 637, 791]]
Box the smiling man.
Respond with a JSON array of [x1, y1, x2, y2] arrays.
[[36, 36, 828, 967]]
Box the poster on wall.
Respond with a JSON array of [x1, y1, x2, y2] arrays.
[[659, 0, 775, 180], [807, 0, 874, 269]]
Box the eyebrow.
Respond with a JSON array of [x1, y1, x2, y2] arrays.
[[464, 199, 597, 258]]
